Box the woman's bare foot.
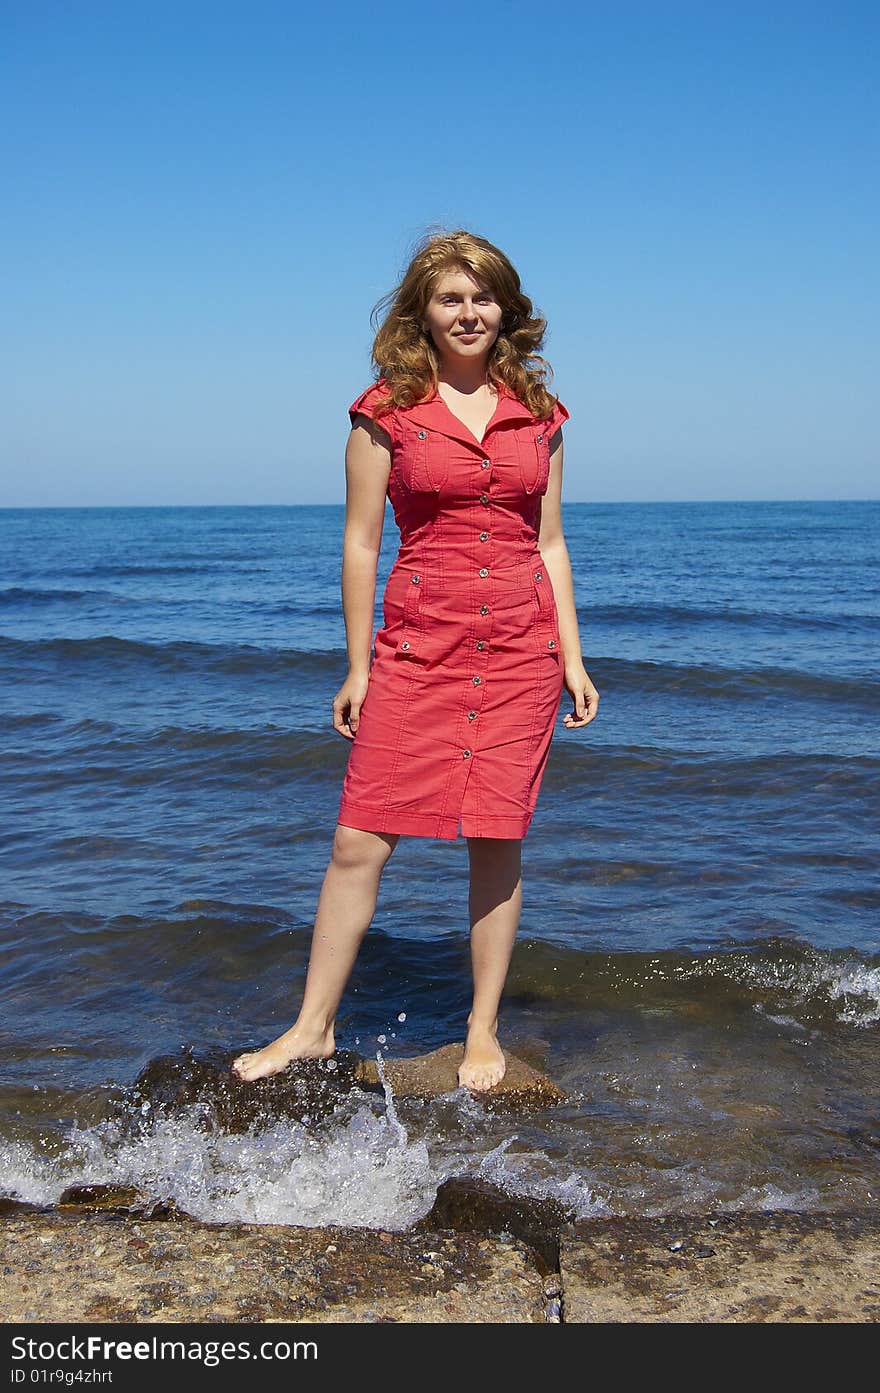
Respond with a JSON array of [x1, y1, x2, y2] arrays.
[[458, 1019, 506, 1092], [231, 1022, 335, 1082]]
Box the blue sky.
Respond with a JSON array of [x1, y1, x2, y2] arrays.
[[2, 0, 877, 505]]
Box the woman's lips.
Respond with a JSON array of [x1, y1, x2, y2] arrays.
[[455, 333, 481, 342]]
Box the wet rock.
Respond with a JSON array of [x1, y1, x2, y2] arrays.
[[123, 1047, 364, 1134], [355, 1043, 566, 1108], [417, 1176, 572, 1275], [846, 1124, 880, 1152], [57, 1186, 185, 1220], [111, 1042, 563, 1144], [0, 1197, 44, 1217], [0, 1212, 544, 1323], [561, 1211, 880, 1322]]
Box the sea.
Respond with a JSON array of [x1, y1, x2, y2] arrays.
[[1, 499, 878, 1229]]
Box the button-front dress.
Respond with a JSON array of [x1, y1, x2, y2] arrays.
[[337, 378, 570, 840]]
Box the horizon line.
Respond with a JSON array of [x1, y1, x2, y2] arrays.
[[1, 497, 878, 511]]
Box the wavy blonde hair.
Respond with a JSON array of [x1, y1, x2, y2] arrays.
[[365, 227, 560, 424]]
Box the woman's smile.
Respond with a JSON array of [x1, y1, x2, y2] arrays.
[[423, 266, 504, 364]]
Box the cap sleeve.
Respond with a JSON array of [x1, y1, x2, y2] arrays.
[[348, 380, 395, 442], [546, 397, 570, 439]]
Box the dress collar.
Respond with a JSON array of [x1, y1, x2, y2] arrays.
[[391, 379, 539, 452]]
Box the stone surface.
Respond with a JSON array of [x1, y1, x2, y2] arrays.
[[6, 1205, 877, 1324], [57, 1185, 185, 1220], [119, 1044, 564, 1139], [131, 1049, 366, 1132], [561, 1211, 880, 1322], [418, 1177, 572, 1275], [355, 1042, 566, 1107], [0, 1212, 545, 1324]]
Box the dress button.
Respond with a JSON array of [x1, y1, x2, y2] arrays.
[[467, 710, 477, 720], [534, 570, 542, 581], [418, 430, 427, 439], [479, 493, 489, 504], [412, 574, 421, 584], [479, 531, 489, 542], [481, 459, 490, 469], [462, 748, 472, 758], [536, 434, 544, 444], [401, 641, 410, 650], [479, 567, 489, 578], [479, 604, 489, 615], [476, 641, 486, 651], [472, 675, 482, 685], [548, 639, 557, 649]]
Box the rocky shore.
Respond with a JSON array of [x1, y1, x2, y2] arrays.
[[2, 1046, 878, 1322], [2, 1200, 878, 1323]]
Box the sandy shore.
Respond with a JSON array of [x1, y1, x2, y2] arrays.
[[2, 1202, 878, 1323]]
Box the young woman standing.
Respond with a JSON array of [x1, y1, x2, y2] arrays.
[[233, 229, 598, 1092]]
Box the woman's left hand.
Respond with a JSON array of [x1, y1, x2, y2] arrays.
[[561, 663, 600, 728]]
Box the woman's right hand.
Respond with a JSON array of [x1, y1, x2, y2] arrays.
[[333, 669, 371, 740]]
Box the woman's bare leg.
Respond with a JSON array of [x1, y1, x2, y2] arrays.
[[231, 825, 398, 1081], [459, 836, 523, 1091]]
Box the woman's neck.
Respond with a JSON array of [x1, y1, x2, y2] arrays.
[[436, 366, 493, 396]]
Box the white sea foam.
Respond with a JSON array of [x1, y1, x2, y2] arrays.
[[753, 1003, 808, 1029], [718, 1182, 821, 1212], [823, 962, 880, 1024], [476, 1138, 609, 1219], [0, 1099, 441, 1229], [0, 1137, 63, 1206], [730, 953, 880, 1027], [0, 1079, 607, 1228]]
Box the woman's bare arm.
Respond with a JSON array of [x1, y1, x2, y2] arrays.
[[536, 429, 600, 729], [332, 414, 392, 739]]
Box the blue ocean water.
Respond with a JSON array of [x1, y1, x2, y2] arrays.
[[0, 500, 878, 1223]]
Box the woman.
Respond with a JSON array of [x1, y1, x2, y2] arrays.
[[232, 229, 599, 1092]]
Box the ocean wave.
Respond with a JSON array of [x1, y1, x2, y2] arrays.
[[505, 936, 880, 1031], [0, 633, 875, 704], [589, 601, 880, 634], [64, 562, 268, 577], [0, 1077, 605, 1229], [544, 746, 880, 799], [593, 656, 878, 705], [0, 587, 94, 604], [0, 633, 344, 674]]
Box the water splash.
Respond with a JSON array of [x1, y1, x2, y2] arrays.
[[732, 953, 880, 1027], [718, 1182, 821, 1212], [476, 1136, 608, 1219], [0, 1093, 444, 1230]]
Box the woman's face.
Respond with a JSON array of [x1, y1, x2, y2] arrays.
[[423, 267, 504, 366]]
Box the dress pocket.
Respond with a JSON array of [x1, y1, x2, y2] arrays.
[[531, 563, 561, 658], [379, 570, 460, 668], [397, 424, 449, 493], [520, 428, 552, 495], [532, 429, 553, 495], [384, 570, 427, 661]]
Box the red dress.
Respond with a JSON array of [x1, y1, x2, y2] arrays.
[[337, 378, 569, 840]]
